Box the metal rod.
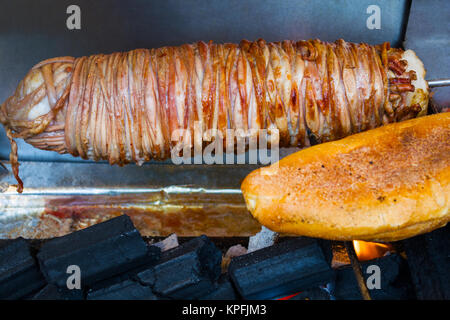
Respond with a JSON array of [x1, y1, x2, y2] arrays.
[[427, 79, 450, 88], [344, 241, 372, 300]]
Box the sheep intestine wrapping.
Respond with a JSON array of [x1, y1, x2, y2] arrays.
[[0, 39, 428, 192]]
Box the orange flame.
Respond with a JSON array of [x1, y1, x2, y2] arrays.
[[353, 240, 393, 261]]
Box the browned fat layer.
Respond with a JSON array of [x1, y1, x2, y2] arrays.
[[210, 43, 220, 134], [391, 83, 415, 93], [339, 41, 360, 132], [80, 56, 97, 159], [217, 45, 229, 135], [315, 41, 332, 136], [155, 48, 171, 156], [74, 55, 88, 159], [108, 52, 121, 164], [346, 43, 362, 131], [130, 50, 145, 162], [65, 56, 84, 156], [0, 39, 424, 192], [357, 43, 372, 130], [377, 44, 390, 124], [166, 47, 177, 145], [324, 43, 338, 139], [388, 58, 407, 76], [366, 45, 379, 127], [245, 41, 262, 130], [238, 44, 249, 132], [286, 41, 300, 138], [389, 78, 412, 84]]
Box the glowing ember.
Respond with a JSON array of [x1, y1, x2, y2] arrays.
[[353, 240, 393, 261], [277, 292, 301, 300]]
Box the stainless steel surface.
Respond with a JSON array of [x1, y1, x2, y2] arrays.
[[0, 162, 265, 238], [428, 79, 450, 88], [0, 147, 301, 238]]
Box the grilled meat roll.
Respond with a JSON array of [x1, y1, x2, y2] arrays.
[[0, 39, 429, 192]]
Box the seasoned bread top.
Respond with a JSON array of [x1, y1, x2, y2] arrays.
[[241, 113, 450, 241]]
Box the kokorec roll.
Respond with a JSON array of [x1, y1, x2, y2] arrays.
[[0, 39, 429, 192]]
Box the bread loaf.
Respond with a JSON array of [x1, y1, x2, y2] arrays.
[[241, 112, 450, 241]]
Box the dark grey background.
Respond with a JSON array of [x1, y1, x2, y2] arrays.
[[0, 0, 444, 163]]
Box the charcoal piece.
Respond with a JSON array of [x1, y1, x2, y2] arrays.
[[87, 279, 157, 300], [31, 284, 61, 300], [228, 238, 334, 300], [86, 245, 161, 299], [32, 284, 83, 300], [288, 287, 331, 300], [403, 224, 450, 300], [333, 253, 414, 300], [127, 244, 161, 271], [201, 274, 238, 300], [317, 239, 333, 267], [37, 215, 149, 288], [0, 237, 46, 299], [137, 235, 222, 299]]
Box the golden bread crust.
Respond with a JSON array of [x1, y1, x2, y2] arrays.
[[241, 113, 450, 241]]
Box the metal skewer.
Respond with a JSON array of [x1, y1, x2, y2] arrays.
[[427, 79, 450, 88], [344, 241, 372, 300]]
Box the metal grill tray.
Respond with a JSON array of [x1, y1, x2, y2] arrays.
[[0, 162, 264, 238]]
